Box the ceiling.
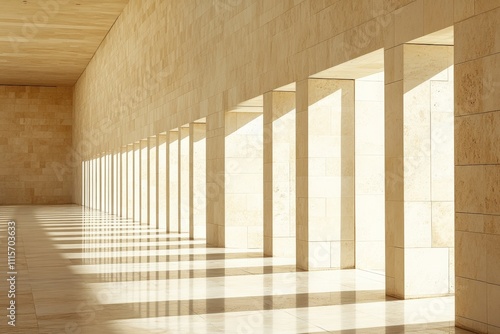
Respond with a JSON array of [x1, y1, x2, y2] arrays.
[[0, 0, 129, 86]]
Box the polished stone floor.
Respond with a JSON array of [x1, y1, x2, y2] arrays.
[[0, 205, 474, 333]]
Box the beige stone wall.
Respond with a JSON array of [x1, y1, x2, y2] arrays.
[[0, 86, 72, 205], [454, 4, 500, 333]]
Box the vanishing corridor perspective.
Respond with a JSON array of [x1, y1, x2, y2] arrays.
[[0, 1, 499, 333]]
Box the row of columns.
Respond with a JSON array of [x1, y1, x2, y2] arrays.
[[205, 43, 454, 299], [82, 123, 207, 239], [81, 43, 453, 300]]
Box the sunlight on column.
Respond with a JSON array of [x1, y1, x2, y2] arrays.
[[96, 156, 101, 211], [386, 44, 454, 298], [179, 126, 190, 233], [140, 139, 149, 225], [127, 144, 134, 220], [169, 129, 179, 232], [81, 161, 86, 207], [133, 142, 140, 223], [103, 154, 108, 212], [105, 154, 110, 212], [113, 151, 119, 215], [121, 146, 127, 218], [263, 91, 296, 258], [190, 121, 206, 240], [90, 158, 93, 209], [158, 133, 167, 231], [149, 136, 157, 228]]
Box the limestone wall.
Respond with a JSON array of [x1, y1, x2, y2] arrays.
[[0, 86, 72, 204]]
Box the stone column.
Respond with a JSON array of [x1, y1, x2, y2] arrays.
[[101, 154, 106, 211], [107, 152, 112, 213], [84, 160, 88, 208], [149, 136, 157, 228], [133, 142, 140, 223], [98, 156, 102, 211], [92, 157, 97, 209], [92, 158, 96, 209], [112, 151, 118, 215], [106, 153, 111, 213], [82, 160, 87, 207], [384, 43, 454, 299], [157, 133, 168, 231], [206, 108, 225, 247], [263, 91, 296, 257], [101, 154, 105, 212], [169, 130, 179, 232], [127, 144, 134, 220], [296, 78, 355, 270], [140, 139, 148, 225], [190, 122, 207, 240], [99, 155, 103, 211], [120, 145, 127, 218], [179, 127, 190, 233]]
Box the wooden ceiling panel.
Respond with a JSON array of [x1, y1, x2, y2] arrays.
[[0, 0, 129, 86]]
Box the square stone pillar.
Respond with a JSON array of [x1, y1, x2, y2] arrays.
[[296, 78, 355, 270], [93, 158, 97, 210], [108, 152, 112, 213], [109, 153, 113, 213], [149, 136, 157, 228], [179, 127, 190, 233], [206, 108, 225, 247], [82, 160, 87, 207], [106, 153, 111, 213], [100, 154, 105, 211], [101, 154, 106, 212], [157, 133, 168, 231], [92, 157, 97, 210], [127, 144, 134, 220], [99, 155, 104, 211], [107, 153, 112, 213], [84, 160, 88, 208], [98, 156, 102, 211], [112, 151, 119, 215], [120, 145, 127, 218], [190, 122, 207, 240], [88, 160, 92, 208], [385, 43, 454, 299], [110, 153, 114, 213], [169, 130, 179, 232], [133, 142, 140, 223], [140, 139, 149, 225], [263, 91, 296, 258], [225, 111, 264, 249]]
